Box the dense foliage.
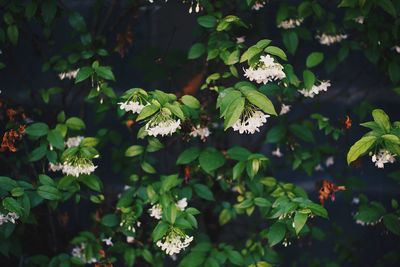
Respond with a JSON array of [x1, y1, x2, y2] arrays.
[[0, 0, 400, 266]]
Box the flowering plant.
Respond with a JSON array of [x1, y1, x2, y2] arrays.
[[0, 0, 400, 266]]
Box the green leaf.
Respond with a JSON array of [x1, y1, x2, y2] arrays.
[[0, 176, 18, 191], [306, 52, 324, 68], [265, 46, 287, 61], [240, 46, 262, 63], [152, 221, 169, 241], [26, 123, 49, 137], [79, 175, 102, 192], [3, 197, 24, 216], [199, 148, 226, 173], [282, 31, 298, 55], [293, 212, 308, 234], [372, 109, 391, 132], [11, 187, 24, 197], [227, 250, 244, 265], [95, 66, 115, 81], [165, 103, 184, 120], [141, 161, 156, 174], [224, 97, 245, 130], [68, 12, 86, 32], [389, 62, 400, 84], [289, 124, 315, 143], [28, 145, 47, 162], [254, 197, 272, 207], [227, 146, 251, 161], [136, 105, 159, 121], [25, 2, 38, 20], [347, 136, 377, 164], [383, 214, 400, 235], [188, 43, 206, 59], [37, 185, 61, 201], [125, 145, 145, 157], [181, 95, 200, 109], [38, 174, 55, 186], [266, 124, 286, 143], [194, 184, 214, 201], [7, 25, 18, 45], [303, 70, 315, 89], [80, 137, 99, 147], [267, 222, 286, 246], [239, 85, 276, 115], [219, 209, 232, 225], [197, 15, 217, 28], [226, 50, 240, 65], [41, 0, 57, 24], [75, 67, 93, 83], [47, 129, 64, 150], [177, 147, 201, 164], [101, 214, 118, 227], [378, 0, 396, 17], [66, 117, 86, 130]]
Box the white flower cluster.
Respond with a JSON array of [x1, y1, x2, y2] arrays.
[[102, 237, 113, 246], [252, 1, 266, 10], [49, 162, 64, 172], [272, 147, 283, 158], [233, 110, 270, 134], [316, 33, 348, 46], [176, 198, 188, 211], [146, 119, 181, 137], [298, 81, 331, 98], [58, 69, 79, 80], [0, 212, 19, 225], [156, 232, 193, 255], [371, 149, 396, 168], [279, 104, 291, 115], [278, 18, 304, 29], [243, 55, 286, 84], [190, 125, 211, 142], [71, 243, 97, 264], [149, 204, 163, 220], [354, 16, 364, 24], [355, 217, 382, 226], [65, 136, 84, 148], [392, 46, 400, 54], [118, 101, 147, 114], [325, 156, 334, 167], [61, 159, 97, 177]]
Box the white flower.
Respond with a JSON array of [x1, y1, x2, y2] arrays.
[[316, 33, 348, 46], [62, 159, 97, 177], [352, 197, 360, 205], [371, 149, 396, 168], [149, 204, 162, 220], [146, 119, 181, 137], [325, 156, 334, 167], [272, 147, 283, 158], [279, 104, 291, 115], [243, 54, 286, 84], [252, 1, 266, 10], [392, 46, 400, 54], [0, 212, 19, 225], [156, 232, 193, 255], [314, 164, 324, 171], [354, 16, 364, 24], [236, 36, 246, 44], [102, 237, 113, 246], [58, 69, 79, 80], [71, 243, 97, 264], [299, 81, 331, 98], [190, 125, 211, 141], [176, 198, 188, 211], [232, 109, 270, 134], [126, 236, 135, 243], [118, 101, 146, 114], [65, 136, 84, 148], [49, 162, 64, 172], [278, 18, 304, 29]]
